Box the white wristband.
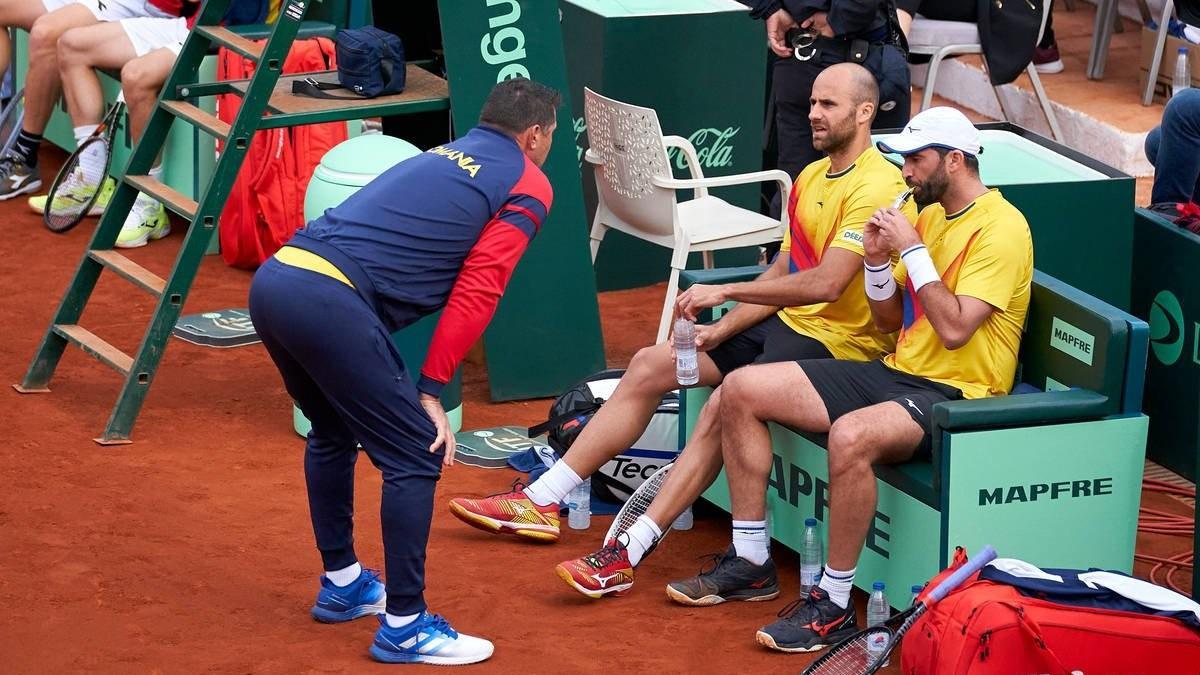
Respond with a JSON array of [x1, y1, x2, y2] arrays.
[[864, 261, 896, 301], [900, 245, 939, 294]]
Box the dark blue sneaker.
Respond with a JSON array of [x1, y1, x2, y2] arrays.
[[369, 612, 495, 665], [310, 568, 386, 623]]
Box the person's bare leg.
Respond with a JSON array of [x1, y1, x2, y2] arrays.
[[719, 362, 832, 520], [24, 4, 97, 135], [0, 0, 51, 76], [560, 341, 724, 479], [58, 22, 137, 129], [821, 404, 922, 571], [120, 47, 174, 142], [643, 384, 727, 530]]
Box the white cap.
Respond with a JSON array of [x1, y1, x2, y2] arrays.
[[876, 107, 983, 157]]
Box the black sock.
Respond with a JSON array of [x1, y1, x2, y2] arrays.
[[12, 130, 41, 167]]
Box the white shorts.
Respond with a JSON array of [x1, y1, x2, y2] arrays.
[[41, 0, 171, 22], [120, 15, 188, 56]]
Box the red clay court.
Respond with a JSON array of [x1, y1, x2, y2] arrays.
[[0, 144, 1193, 673]]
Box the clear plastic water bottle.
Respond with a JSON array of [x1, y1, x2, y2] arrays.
[[672, 504, 693, 530], [911, 583, 924, 607], [1174, 46, 1192, 99], [674, 317, 699, 386], [866, 582, 891, 662], [799, 518, 823, 595], [567, 478, 591, 530]]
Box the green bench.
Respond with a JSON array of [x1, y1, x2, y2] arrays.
[[680, 267, 1150, 606]]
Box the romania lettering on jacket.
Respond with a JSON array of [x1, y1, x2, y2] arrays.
[[289, 125, 554, 397]]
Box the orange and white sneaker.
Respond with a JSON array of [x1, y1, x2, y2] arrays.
[[448, 486, 560, 542], [555, 539, 635, 599]]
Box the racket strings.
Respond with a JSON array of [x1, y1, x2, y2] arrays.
[[76, 138, 110, 187], [582, 542, 625, 569]]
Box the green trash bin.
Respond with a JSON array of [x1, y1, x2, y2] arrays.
[[292, 135, 464, 437]]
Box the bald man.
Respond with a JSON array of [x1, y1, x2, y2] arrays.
[[450, 63, 917, 601]]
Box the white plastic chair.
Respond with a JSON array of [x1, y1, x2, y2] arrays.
[[583, 88, 791, 343], [908, 1, 1064, 142]]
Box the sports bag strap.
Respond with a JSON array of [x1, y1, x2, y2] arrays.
[[1000, 602, 1072, 675], [291, 77, 361, 100], [527, 399, 603, 438]]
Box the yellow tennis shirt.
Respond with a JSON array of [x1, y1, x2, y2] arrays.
[[777, 146, 916, 361], [886, 189, 1033, 399]]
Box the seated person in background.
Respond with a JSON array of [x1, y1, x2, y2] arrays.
[[0, 0, 180, 200], [33, 2, 198, 247], [448, 64, 916, 600], [1145, 87, 1200, 233], [711, 107, 1032, 653]]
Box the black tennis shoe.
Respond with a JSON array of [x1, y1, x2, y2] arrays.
[[756, 586, 859, 652], [665, 545, 779, 606]]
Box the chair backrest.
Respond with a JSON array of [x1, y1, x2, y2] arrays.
[[583, 88, 677, 237], [1018, 271, 1142, 416]]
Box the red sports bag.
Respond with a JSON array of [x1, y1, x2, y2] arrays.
[[901, 561, 1200, 674]]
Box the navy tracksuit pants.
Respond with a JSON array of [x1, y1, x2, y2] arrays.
[[248, 258, 442, 616]]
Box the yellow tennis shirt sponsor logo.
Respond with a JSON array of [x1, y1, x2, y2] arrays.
[[429, 145, 482, 177]]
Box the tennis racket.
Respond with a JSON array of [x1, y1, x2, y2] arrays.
[[603, 461, 674, 544], [0, 86, 22, 157], [802, 545, 998, 675], [44, 95, 124, 233]]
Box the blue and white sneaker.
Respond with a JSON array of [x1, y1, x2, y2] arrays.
[[310, 568, 386, 623], [369, 612, 495, 665]]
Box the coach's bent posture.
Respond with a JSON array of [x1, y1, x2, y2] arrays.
[[248, 79, 557, 665], [714, 107, 1033, 653]]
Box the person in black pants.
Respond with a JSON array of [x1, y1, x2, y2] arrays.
[[748, 1, 911, 181]]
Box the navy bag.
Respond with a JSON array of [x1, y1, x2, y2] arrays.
[[292, 27, 405, 99]]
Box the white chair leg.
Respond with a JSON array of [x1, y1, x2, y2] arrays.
[[589, 221, 607, 264], [1144, 1, 1174, 106], [656, 266, 682, 344], [1026, 64, 1064, 142], [702, 251, 715, 269], [921, 51, 947, 111]]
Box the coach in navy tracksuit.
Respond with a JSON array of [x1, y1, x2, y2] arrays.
[[248, 79, 557, 666]]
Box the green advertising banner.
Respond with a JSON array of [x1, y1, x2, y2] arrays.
[[561, 0, 766, 291], [439, 0, 606, 401], [1132, 209, 1200, 482]]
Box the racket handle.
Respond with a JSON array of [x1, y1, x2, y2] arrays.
[[926, 545, 996, 603]]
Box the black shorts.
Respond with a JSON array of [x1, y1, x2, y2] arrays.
[[707, 315, 832, 375], [798, 359, 964, 455]]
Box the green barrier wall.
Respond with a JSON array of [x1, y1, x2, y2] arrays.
[[439, 0, 606, 401], [1132, 208, 1200, 482], [561, 0, 765, 291]]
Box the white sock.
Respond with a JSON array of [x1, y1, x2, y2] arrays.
[[617, 515, 663, 566], [731, 519, 770, 566], [385, 612, 420, 628], [148, 163, 163, 181], [325, 561, 362, 587], [73, 124, 98, 145], [818, 565, 856, 609], [523, 460, 582, 507], [77, 140, 108, 186]]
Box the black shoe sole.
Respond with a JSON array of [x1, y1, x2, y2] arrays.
[[665, 583, 780, 607]]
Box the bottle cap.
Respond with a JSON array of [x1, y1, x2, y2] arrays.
[[873, 581, 885, 591], [804, 517, 817, 527], [1181, 46, 1191, 54], [911, 584, 923, 594]]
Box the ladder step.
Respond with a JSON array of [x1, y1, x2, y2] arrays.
[[124, 175, 197, 220], [88, 250, 166, 297], [53, 324, 133, 376], [196, 25, 263, 61], [160, 100, 229, 139]]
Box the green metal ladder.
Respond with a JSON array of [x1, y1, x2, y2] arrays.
[[14, 0, 449, 444]]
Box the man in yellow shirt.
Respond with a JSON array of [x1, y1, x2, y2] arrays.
[[713, 106, 1033, 653], [448, 64, 915, 599]]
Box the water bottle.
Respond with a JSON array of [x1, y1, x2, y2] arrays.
[[674, 317, 700, 386], [799, 518, 823, 595], [672, 504, 693, 531], [911, 583, 924, 607], [866, 582, 891, 662], [1174, 46, 1192, 99], [567, 478, 591, 529]]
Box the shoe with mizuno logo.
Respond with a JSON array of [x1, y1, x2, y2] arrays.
[[310, 567, 386, 623], [665, 545, 780, 606], [755, 586, 858, 652], [0, 152, 40, 200], [448, 482, 560, 542], [369, 612, 494, 665], [555, 538, 635, 598]]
